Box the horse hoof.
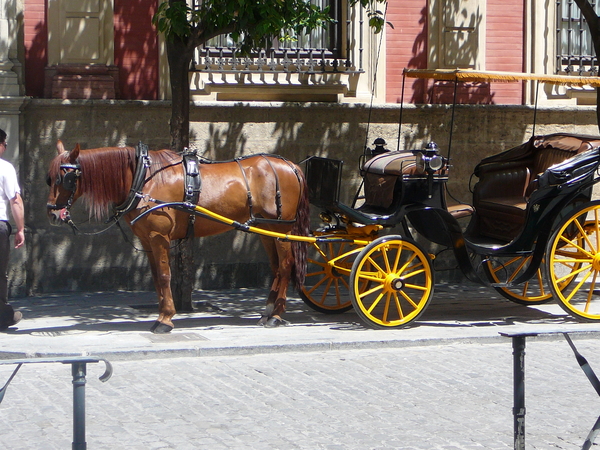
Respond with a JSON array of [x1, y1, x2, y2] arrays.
[[265, 317, 290, 328], [150, 321, 173, 334], [257, 316, 269, 326]]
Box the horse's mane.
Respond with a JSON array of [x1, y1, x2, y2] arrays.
[[52, 146, 181, 221], [77, 147, 137, 220]]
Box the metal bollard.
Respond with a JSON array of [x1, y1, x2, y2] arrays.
[[500, 331, 539, 450], [0, 356, 112, 450], [72, 362, 88, 450], [511, 335, 527, 450]]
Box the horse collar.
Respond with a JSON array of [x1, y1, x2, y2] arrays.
[[110, 141, 151, 222], [182, 148, 201, 204]]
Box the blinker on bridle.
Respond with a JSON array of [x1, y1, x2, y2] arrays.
[[54, 163, 81, 192], [47, 162, 81, 214]]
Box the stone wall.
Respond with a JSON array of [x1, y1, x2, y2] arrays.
[[11, 98, 600, 296]]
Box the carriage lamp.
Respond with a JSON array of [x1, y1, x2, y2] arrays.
[[370, 137, 389, 157], [415, 141, 445, 173]]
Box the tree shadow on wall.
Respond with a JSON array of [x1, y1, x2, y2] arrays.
[[404, 3, 497, 106], [113, 0, 160, 100], [23, 105, 173, 297]]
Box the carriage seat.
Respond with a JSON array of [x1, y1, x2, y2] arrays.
[[360, 151, 421, 212], [473, 134, 600, 241], [360, 150, 474, 219]]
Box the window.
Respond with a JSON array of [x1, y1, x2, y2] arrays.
[[192, 0, 364, 75], [556, 0, 598, 75], [47, 0, 113, 66], [428, 0, 485, 70]]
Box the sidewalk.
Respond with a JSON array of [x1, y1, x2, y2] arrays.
[[2, 282, 600, 360]]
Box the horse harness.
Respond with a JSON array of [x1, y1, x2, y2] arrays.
[[233, 154, 299, 226], [52, 143, 300, 241]]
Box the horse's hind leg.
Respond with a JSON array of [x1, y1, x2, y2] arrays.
[[258, 236, 293, 327]]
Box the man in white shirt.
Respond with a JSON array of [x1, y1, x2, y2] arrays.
[[0, 129, 24, 330]]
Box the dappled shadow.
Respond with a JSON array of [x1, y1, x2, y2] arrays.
[[4, 284, 578, 338], [24, 11, 47, 98], [403, 2, 496, 106], [418, 284, 576, 328], [114, 0, 159, 99]]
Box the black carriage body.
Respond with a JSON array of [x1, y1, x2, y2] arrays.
[[306, 133, 600, 284], [305, 152, 449, 228], [406, 135, 600, 283]]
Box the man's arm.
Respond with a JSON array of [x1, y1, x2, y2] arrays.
[[9, 193, 24, 248]]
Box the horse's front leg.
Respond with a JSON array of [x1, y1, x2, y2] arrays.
[[145, 231, 177, 334], [258, 237, 293, 328]]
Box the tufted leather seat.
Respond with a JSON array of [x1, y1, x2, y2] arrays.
[[361, 150, 475, 219], [473, 134, 600, 242], [361, 151, 422, 210]]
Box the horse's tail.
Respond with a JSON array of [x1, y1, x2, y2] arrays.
[[292, 170, 310, 290]]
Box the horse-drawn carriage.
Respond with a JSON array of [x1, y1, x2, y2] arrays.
[[45, 69, 600, 332], [299, 69, 600, 328], [301, 130, 600, 328]]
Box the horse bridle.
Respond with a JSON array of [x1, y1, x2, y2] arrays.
[[47, 162, 81, 211], [47, 143, 151, 239]]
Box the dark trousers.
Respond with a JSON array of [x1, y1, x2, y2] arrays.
[[0, 220, 15, 327]]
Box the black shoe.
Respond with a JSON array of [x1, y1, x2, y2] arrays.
[[11, 311, 22, 326], [0, 311, 22, 331]]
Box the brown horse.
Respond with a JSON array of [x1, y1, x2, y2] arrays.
[[46, 141, 310, 333]]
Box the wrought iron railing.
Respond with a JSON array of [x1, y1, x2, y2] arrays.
[[556, 0, 598, 75], [190, 0, 365, 75]]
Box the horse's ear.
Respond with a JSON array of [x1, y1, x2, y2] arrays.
[[56, 140, 65, 155], [69, 143, 80, 163]]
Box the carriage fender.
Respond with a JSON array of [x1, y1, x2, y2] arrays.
[[405, 206, 480, 283]]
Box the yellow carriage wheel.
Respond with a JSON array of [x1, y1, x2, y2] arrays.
[[546, 202, 600, 321], [300, 238, 364, 314], [483, 256, 554, 305], [350, 236, 434, 329]]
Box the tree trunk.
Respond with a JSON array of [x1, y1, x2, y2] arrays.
[[166, 39, 193, 152], [166, 37, 195, 311], [573, 0, 600, 132], [170, 239, 195, 312]]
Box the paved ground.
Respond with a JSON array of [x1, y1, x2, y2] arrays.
[[0, 283, 600, 449]]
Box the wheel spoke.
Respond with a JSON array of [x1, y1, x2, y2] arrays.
[[359, 282, 384, 298], [319, 278, 334, 305], [366, 255, 385, 275], [393, 293, 404, 320], [366, 291, 385, 314], [300, 235, 360, 314], [507, 257, 528, 282], [585, 271, 599, 313], [382, 292, 391, 323], [399, 288, 419, 309], [554, 262, 593, 284], [564, 269, 592, 304]]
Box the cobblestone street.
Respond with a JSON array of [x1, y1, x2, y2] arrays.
[[2, 337, 600, 449]]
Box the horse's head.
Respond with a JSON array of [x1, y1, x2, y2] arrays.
[[46, 140, 82, 226]]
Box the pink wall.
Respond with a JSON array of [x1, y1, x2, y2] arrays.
[[386, 0, 525, 105]]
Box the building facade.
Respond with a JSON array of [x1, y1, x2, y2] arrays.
[[20, 0, 599, 107]]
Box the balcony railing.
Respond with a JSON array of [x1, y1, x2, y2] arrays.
[[556, 0, 598, 75], [190, 1, 365, 75]]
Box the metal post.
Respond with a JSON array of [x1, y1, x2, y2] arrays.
[[512, 335, 527, 450], [71, 362, 88, 450]]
